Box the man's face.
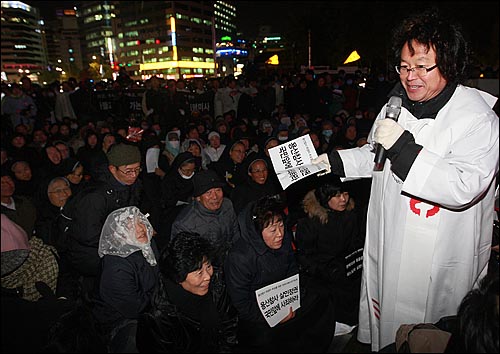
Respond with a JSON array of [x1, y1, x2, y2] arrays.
[[1, 176, 15, 198], [399, 40, 447, 103], [109, 162, 141, 185], [197, 187, 224, 211]]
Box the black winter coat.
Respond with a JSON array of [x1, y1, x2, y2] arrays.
[[171, 198, 239, 268], [136, 274, 239, 353], [93, 242, 160, 336], [224, 202, 298, 323], [229, 178, 279, 216], [60, 170, 142, 277], [224, 201, 336, 352], [295, 190, 360, 282]]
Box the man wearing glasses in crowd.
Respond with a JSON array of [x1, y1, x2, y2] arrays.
[[60, 143, 143, 296], [312, 10, 499, 352]]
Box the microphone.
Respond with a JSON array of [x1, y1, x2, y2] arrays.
[[373, 96, 402, 171]]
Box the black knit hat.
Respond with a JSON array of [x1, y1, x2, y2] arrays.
[[192, 169, 225, 197]]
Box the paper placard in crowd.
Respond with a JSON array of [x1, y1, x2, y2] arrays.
[[145, 148, 160, 173], [268, 135, 324, 189], [255, 273, 301, 328]]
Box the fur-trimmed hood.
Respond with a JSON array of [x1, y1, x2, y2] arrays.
[[302, 189, 354, 225]]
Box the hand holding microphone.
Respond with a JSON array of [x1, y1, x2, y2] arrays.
[[374, 119, 404, 150], [373, 96, 402, 171]]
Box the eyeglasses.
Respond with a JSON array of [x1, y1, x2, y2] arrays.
[[49, 187, 71, 194], [395, 64, 438, 76], [117, 167, 142, 176], [251, 169, 267, 174]]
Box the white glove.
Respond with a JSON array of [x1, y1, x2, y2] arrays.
[[311, 153, 331, 176], [373, 119, 404, 150]]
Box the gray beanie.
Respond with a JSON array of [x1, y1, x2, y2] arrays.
[[106, 143, 141, 166]]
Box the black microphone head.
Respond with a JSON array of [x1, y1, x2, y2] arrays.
[[386, 96, 402, 119]]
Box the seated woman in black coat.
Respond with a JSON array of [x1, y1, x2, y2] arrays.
[[224, 195, 336, 353], [295, 181, 364, 326], [229, 157, 280, 215], [136, 232, 239, 353], [92, 206, 160, 353]]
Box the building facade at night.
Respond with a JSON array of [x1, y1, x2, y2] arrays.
[[1, 1, 47, 82]]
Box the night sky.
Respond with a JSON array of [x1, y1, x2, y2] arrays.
[[236, 1, 499, 69], [26, 1, 499, 69]]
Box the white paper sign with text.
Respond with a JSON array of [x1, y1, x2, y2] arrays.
[[255, 273, 301, 328], [268, 135, 324, 189]]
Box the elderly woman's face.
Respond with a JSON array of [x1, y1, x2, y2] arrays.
[[47, 179, 72, 207], [230, 143, 246, 164], [134, 220, 148, 244], [262, 216, 284, 250], [180, 259, 213, 296]]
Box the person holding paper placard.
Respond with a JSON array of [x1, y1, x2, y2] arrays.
[[311, 10, 499, 352], [224, 195, 336, 352]]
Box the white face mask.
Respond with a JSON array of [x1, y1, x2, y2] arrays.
[[179, 169, 194, 179], [168, 140, 180, 150], [278, 136, 288, 141]]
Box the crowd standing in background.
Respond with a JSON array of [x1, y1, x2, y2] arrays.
[[1, 11, 499, 350]]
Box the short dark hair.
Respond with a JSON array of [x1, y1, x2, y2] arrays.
[[451, 273, 499, 353], [391, 9, 469, 83], [314, 182, 345, 209], [252, 195, 285, 235], [161, 232, 214, 283]]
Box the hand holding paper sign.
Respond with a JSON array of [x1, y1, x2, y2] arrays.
[[311, 153, 331, 176], [279, 307, 296, 324], [268, 135, 326, 189], [255, 274, 300, 328]]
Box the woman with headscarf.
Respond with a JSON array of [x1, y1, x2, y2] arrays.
[[209, 139, 248, 196], [59, 157, 87, 195], [33, 177, 72, 247], [157, 151, 197, 250], [162, 130, 181, 168], [92, 206, 160, 353]]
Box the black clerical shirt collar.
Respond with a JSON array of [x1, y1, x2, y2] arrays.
[[388, 81, 458, 119]]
